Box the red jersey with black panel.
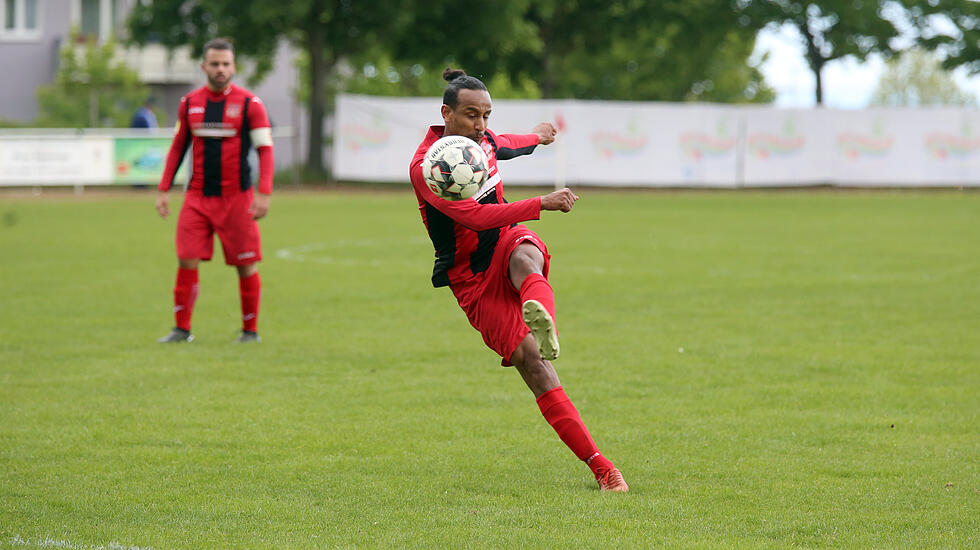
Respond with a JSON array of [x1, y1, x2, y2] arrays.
[[159, 84, 272, 196], [410, 126, 542, 288]]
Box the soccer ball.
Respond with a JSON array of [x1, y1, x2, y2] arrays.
[[421, 135, 488, 200]]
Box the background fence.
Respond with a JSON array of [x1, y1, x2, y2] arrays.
[[333, 94, 980, 187], [0, 127, 293, 187], [2, 99, 977, 188]]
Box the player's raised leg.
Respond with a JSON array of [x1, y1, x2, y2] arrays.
[[510, 243, 559, 360]]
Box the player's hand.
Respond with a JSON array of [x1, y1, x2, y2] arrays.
[[250, 193, 271, 220], [540, 188, 579, 213], [155, 192, 170, 218], [532, 122, 558, 145]]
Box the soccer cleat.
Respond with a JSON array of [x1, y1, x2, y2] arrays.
[[158, 327, 193, 343], [596, 468, 629, 492], [522, 299, 559, 360], [234, 330, 261, 343]]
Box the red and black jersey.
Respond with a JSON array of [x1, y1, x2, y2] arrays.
[[410, 126, 542, 288], [159, 84, 273, 196]]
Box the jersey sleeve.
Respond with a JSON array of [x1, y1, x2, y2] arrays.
[[247, 97, 274, 194], [158, 97, 191, 192], [410, 157, 541, 231], [489, 132, 540, 161], [247, 96, 272, 131]]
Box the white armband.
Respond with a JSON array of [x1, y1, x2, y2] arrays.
[[250, 127, 273, 148]]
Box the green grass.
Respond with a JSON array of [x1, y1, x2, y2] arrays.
[[1, 188, 977, 549]]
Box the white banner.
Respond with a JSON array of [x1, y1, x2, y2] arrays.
[[0, 136, 114, 185], [334, 94, 980, 187]]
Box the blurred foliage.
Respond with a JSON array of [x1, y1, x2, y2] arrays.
[[902, 0, 980, 76], [36, 29, 149, 128], [737, 0, 903, 105], [0, 118, 27, 128], [388, 0, 774, 103], [737, 0, 980, 105], [870, 48, 978, 107]]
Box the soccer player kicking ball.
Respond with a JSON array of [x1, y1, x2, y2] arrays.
[[408, 68, 628, 492], [155, 38, 275, 344]]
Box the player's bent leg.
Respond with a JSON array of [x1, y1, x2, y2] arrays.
[[510, 243, 559, 360], [508, 242, 546, 289]]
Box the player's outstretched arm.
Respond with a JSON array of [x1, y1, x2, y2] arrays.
[[540, 188, 579, 213]]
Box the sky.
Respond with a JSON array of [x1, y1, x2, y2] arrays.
[[753, 23, 980, 109]]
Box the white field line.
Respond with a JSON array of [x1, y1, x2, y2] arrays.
[[275, 237, 429, 266], [9, 535, 167, 550]]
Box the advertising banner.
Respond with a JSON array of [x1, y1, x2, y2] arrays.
[[333, 94, 979, 187], [0, 137, 114, 185], [113, 137, 187, 185]]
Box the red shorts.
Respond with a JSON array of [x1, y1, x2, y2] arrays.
[[176, 189, 262, 266], [451, 225, 551, 366]]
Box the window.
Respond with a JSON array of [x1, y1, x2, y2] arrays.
[[79, 0, 98, 35], [76, 0, 121, 41], [1, 0, 41, 39]]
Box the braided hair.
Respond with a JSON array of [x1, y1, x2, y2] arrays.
[[442, 68, 488, 109]]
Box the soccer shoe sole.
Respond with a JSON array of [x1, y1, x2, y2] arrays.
[[522, 299, 559, 361]]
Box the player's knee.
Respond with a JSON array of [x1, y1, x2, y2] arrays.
[[237, 262, 258, 277], [509, 245, 543, 283]]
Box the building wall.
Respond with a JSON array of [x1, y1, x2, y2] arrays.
[[0, 1, 71, 123]]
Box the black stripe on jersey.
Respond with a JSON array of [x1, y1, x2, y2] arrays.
[[239, 97, 252, 191], [469, 192, 501, 275], [485, 132, 537, 161], [202, 99, 226, 196], [425, 202, 456, 288], [168, 101, 192, 191]]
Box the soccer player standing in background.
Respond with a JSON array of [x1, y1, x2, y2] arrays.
[[409, 68, 628, 492], [155, 38, 275, 344]]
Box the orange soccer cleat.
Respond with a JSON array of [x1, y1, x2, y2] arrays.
[[596, 468, 629, 492]]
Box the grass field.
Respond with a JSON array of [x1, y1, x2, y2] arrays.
[[1, 188, 977, 549]]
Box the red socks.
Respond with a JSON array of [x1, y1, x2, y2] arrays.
[[536, 386, 615, 478], [520, 273, 557, 328], [239, 272, 261, 332], [173, 267, 199, 331]]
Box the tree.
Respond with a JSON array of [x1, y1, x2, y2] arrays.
[[36, 30, 149, 128], [128, 0, 415, 177], [391, 0, 774, 103], [128, 0, 542, 177], [870, 48, 978, 107], [492, 0, 773, 102], [739, 1, 980, 106], [738, 0, 905, 105], [902, 0, 980, 76]]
